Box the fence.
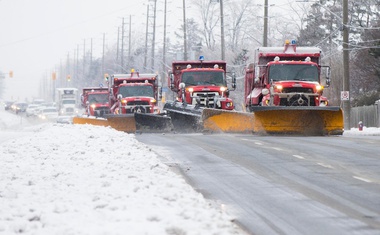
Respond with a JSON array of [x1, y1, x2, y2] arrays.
[[350, 102, 380, 128]]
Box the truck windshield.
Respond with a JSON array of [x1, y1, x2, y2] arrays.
[[62, 100, 76, 105], [118, 86, 154, 98], [88, 94, 108, 104], [269, 64, 319, 82], [182, 71, 225, 86]]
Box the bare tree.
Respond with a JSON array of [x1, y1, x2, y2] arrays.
[[191, 0, 220, 50]]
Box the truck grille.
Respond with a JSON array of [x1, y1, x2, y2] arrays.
[[94, 107, 110, 117], [66, 107, 74, 113], [192, 92, 219, 107], [125, 105, 151, 113]]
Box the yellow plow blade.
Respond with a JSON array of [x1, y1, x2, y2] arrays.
[[252, 106, 344, 135], [73, 115, 136, 133], [202, 109, 255, 133], [202, 107, 344, 135]]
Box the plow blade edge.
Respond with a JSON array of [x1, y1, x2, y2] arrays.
[[201, 106, 344, 135], [73, 114, 172, 133], [163, 101, 202, 132], [73, 115, 136, 133], [251, 106, 344, 135], [202, 109, 255, 133]]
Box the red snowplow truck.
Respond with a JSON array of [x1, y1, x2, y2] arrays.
[[202, 40, 343, 135], [242, 40, 343, 135], [164, 57, 236, 131], [73, 71, 171, 133], [81, 87, 109, 117], [108, 72, 160, 114], [168, 59, 235, 109]]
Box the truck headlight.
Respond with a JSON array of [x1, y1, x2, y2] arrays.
[[316, 85, 323, 92]]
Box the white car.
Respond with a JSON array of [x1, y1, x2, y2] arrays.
[[26, 104, 39, 117], [38, 107, 59, 121]]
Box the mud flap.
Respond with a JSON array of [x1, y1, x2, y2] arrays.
[[163, 101, 202, 132], [251, 106, 344, 135], [202, 109, 255, 133]]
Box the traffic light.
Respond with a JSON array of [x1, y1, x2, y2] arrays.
[[9, 70, 13, 78], [67, 74, 71, 82], [52, 72, 56, 80], [104, 73, 109, 81]]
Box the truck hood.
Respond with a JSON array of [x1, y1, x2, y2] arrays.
[[273, 80, 320, 88], [187, 85, 226, 92], [121, 96, 155, 102]]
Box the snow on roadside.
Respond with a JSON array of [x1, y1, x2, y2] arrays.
[[0, 123, 242, 235]]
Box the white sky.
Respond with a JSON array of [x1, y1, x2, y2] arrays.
[[0, 0, 298, 102]]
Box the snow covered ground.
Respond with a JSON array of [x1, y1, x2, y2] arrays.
[[1, 107, 379, 235], [0, 109, 244, 235]]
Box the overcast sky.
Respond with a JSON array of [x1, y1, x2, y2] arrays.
[[0, 0, 296, 102]]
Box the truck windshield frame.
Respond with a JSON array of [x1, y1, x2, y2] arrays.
[[88, 94, 108, 104], [269, 64, 319, 82], [182, 71, 226, 87], [118, 85, 154, 98]]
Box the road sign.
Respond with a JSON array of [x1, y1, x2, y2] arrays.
[[341, 91, 349, 101]]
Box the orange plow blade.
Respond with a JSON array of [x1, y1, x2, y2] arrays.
[[202, 106, 344, 135], [202, 109, 255, 133], [73, 115, 136, 133], [252, 106, 344, 135]]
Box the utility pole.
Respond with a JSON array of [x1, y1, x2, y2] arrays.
[[116, 27, 120, 62], [128, 15, 132, 67], [162, 0, 167, 86], [263, 0, 268, 46], [342, 0, 350, 129], [83, 39, 86, 80], [144, 5, 149, 69], [183, 0, 188, 61], [220, 0, 225, 60], [102, 33, 105, 81], [121, 17, 125, 73], [151, 0, 157, 71]]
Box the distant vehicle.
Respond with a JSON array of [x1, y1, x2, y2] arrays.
[[31, 99, 45, 105], [56, 115, 73, 124], [38, 107, 59, 121], [13, 102, 28, 114], [4, 101, 15, 110], [26, 104, 39, 117]]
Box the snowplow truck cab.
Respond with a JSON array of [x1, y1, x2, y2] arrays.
[[81, 87, 110, 117], [109, 72, 160, 114], [245, 40, 331, 109], [239, 40, 343, 135], [168, 60, 236, 110]]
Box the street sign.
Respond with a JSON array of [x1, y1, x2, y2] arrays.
[[341, 91, 349, 101]]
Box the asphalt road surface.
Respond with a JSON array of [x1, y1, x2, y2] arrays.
[[136, 133, 380, 235]]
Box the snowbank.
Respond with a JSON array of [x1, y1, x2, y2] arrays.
[[0, 120, 242, 234]]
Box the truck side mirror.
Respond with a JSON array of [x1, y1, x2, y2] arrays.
[[255, 66, 260, 83], [169, 72, 174, 89], [325, 67, 331, 87], [231, 72, 236, 90], [158, 87, 163, 100]]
